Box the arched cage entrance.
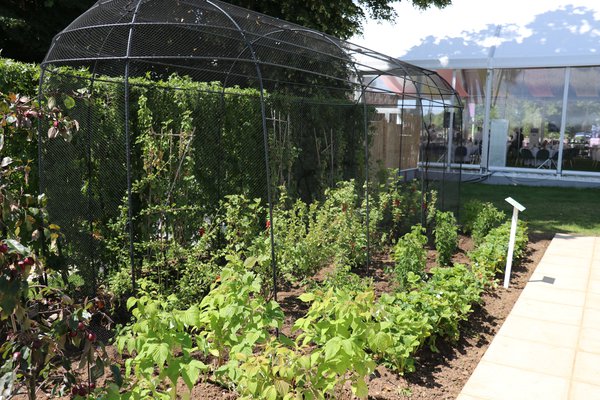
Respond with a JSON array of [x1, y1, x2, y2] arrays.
[[39, 0, 462, 298]]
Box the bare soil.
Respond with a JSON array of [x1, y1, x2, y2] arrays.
[[18, 233, 551, 400]]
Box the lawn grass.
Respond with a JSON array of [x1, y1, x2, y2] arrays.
[[456, 183, 600, 236]]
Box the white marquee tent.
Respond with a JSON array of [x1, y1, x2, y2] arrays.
[[383, 4, 600, 185]]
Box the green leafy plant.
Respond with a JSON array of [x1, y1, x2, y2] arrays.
[[312, 180, 368, 270], [196, 256, 284, 380], [469, 220, 529, 276], [392, 224, 427, 290], [236, 334, 372, 399], [460, 199, 484, 234], [376, 171, 425, 243], [416, 264, 484, 345], [434, 210, 458, 266], [0, 91, 114, 400], [269, 189, 329, 283], [374, 263, 484, 372], [114, 292, 207, 399], [293, 287, 377, 398], [372, 290, 432, 373], [471, 202, 506, 245]]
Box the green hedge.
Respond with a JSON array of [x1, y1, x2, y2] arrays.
[[31, 63, 368, 291], [0, 58, 39, 95], [1, 57, 369, 291]]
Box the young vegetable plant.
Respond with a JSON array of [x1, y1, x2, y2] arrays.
[[115, 292, 208, 399], [197, 255, 284, 381], [471, 202, 506, 246], [434, 210, 458, 266], [392, 224, 428, 290], [294, 287, 377, 399]]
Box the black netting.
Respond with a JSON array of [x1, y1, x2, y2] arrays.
[[39, 0, 462, 296]]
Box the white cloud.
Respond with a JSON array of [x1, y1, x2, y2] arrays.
[[350, 0, 600, 57]]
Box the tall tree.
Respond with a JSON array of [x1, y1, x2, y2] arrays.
[[0, 0, 450, 63], [0, 0, 95, 63], [228, 0, 451, 40]]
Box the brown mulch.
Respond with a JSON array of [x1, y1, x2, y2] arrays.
[[16, 233, 551, 400]]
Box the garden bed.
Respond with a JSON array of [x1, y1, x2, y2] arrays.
[[14, 233, 549, 400], [363, 232, 550, 400], [192, 233, 549, 400], [179, 234, 548, 400]]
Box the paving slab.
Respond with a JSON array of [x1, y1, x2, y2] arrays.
[[458, 234, 600, 400]]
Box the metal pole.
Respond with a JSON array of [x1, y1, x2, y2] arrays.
[[362, 92, 370, 275], [481, 68, 494, 171], [446, 71, 457, 171], [557, 67, 571, 174], [124, 0, 143, 293]]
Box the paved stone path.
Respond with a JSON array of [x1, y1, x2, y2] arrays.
[[457, 233, 600, 400]]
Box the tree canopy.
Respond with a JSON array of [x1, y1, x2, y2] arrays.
[[0, 0, 94, 63], [0, 0, 450, 63], [227, 0, 451, 40]]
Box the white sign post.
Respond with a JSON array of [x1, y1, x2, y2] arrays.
[[504, 197, 526, 289]]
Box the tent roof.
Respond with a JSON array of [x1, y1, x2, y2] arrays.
[[400, 5, 600, 70]]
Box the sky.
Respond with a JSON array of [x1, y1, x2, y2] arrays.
[[350, 0, 600, 58]]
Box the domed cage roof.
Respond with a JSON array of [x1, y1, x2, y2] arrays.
[[41, 0, 460, 107], [38, 0, 463, 294]]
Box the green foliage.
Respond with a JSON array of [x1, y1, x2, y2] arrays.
[[198, 260, 374, 399], [111, 258, 284, 398], [471, 202, 506, 245], [469, 220, 529, 276], [108, 266, 134, 300], [294, 261, 486, 378], [0, 58, 39, 94], [247, 180, 378, 291], [0, 91, 114, 399], [227, 0, 449, 41], [197, 257, 283, 375], [375, 263, 484, 371], [318, 267, 373, 293], [293, 287, 378, 397], [235, 329, 373, 399], [173, 259, 219, 309], [115, 258, 376, 399], [235, 337, 357, 400], [116, 294, 208, 399], [254, 188, 329, 284], [105, 213, 525, 398], [434, 210, 458, 266], [375, 291, 432, 372], [417, 265, 484, 343], [36, 67, 369, 295], [221, 195, 266, 257], [314, 180, 367, 269], [393, 224, 427, 290], [1, 91, 76, 313], [375, 171, 424, 244], [460, 199, 484, 234]]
